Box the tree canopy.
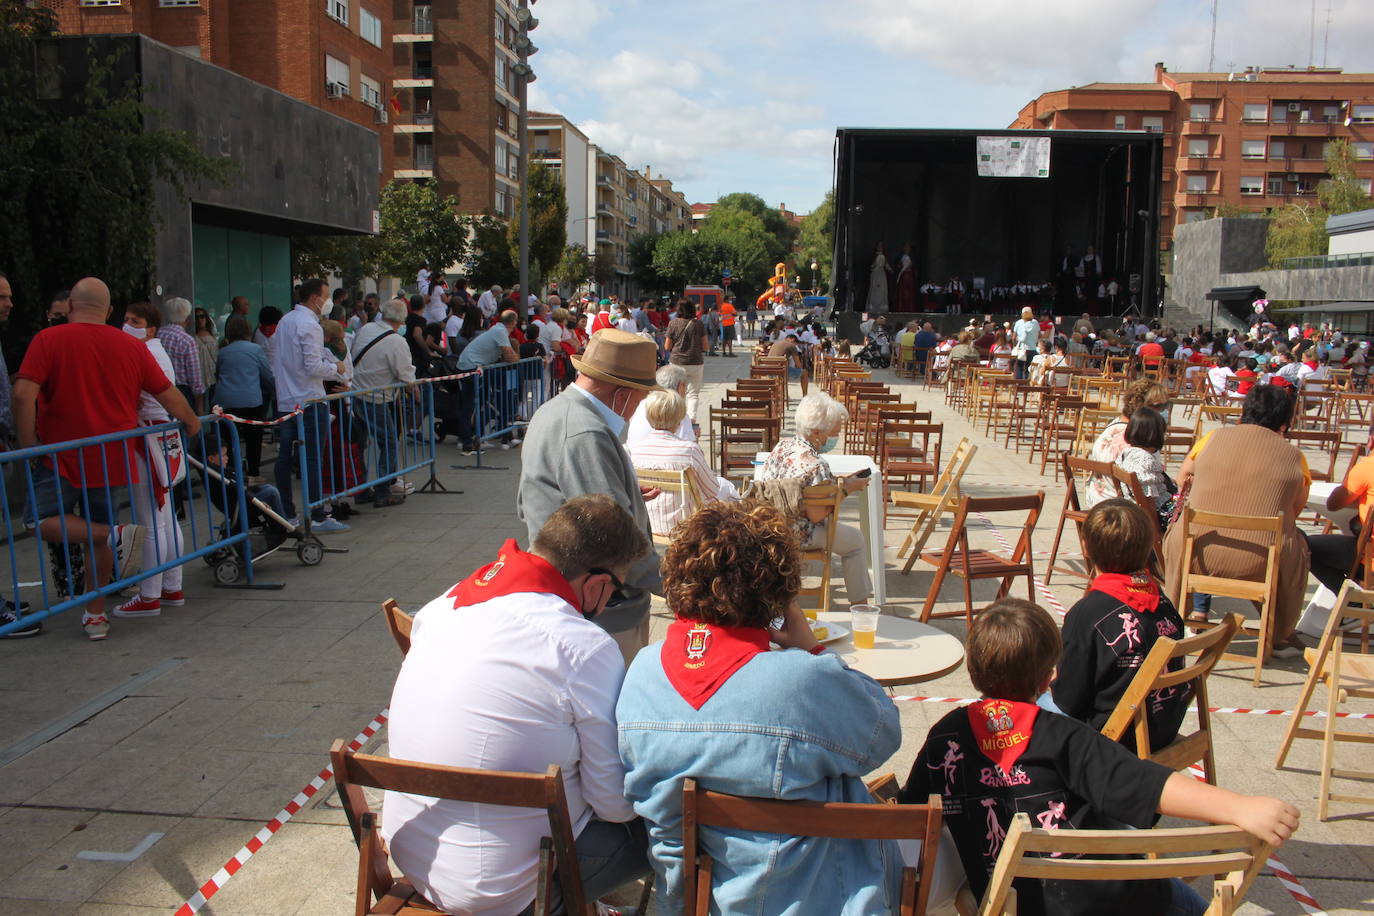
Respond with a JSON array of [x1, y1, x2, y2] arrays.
[[796, 190, 835, 290], [506, 162, 568, 283], [1264, 138, 1372, 267]]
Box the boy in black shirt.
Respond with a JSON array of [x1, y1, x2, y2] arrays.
[[1049, 499, 1189, 750], [900, 599, 1298, 916]]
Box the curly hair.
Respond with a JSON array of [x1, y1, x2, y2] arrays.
[[662, 500, 801, 628], [1121, 378, 1168, 418]]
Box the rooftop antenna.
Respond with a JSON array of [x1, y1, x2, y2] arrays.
[[1309, 0, 1316, 68], [1207, 0, 1218, 71], [1323, 0, 1332, 68]]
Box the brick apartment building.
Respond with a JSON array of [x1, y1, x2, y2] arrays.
[[1011, 63, 1374, 250], [52, 0, 394, 178], [390, 0, 520, 216]]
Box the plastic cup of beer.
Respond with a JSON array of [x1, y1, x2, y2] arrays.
[[802, 607, 817, 622], [850, 604, 880, 649]]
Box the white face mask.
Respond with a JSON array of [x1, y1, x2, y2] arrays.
[[122, 323, 147, 341]]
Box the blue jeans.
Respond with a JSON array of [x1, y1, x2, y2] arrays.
[[517, 818, 649, 915], [359, 400, 399, 501], [1165, 877, 1208, 915], [1191, 593, 1212, 615], [274, 402, 328, 522]]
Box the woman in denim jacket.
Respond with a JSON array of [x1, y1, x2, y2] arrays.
[[616, 501, 902, 915]]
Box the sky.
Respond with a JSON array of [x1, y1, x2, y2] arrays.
[[526, 0, 1374, 215]]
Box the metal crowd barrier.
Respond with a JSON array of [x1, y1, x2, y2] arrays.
[[0, 416, 275, 637], [461, 356, 549, 468]]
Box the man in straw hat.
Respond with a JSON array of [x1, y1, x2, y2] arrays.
[[518, 329, 663, 663]]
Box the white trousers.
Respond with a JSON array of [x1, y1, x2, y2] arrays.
[[681, 363, 705, 423], [804, 520, 872, 605], [130, 453, 185, 598]]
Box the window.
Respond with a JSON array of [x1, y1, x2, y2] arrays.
[[495, 14, 507, 44], [1186, 174, 1209, 193], [360, 75, 382, 108], [1187, 139, 1209, 158], [1359, 178, 1373, 195], [79, 0, 122, 5], [1189, 102, 1212, 121], [495, 105, 507, 132], [1268, 176, 1285, 196], [1353, 104, 1374, 123], [495, 187, 511, 217], [1269, 140, 1286, 159], [1241, 139, 1265, 159], [1324, 105, 1340, 121], [494, 141, 507, 176], [1240, 175, 1263, 195], [360, 9, 382, 47], [325, 0, 348, 25], [415, 141, 434, 170], [325, 55, 350, 94], [1142, 116, 1164, 132], [494, 55, 505, 88], [1354, 142, 1374, 160], [1114, 114, 1126, 130], [160, 0, 201, 5], [1184, 209, 1208, 223], [1242, 102, 1267, 122]]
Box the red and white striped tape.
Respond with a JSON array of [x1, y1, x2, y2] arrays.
[[973, 510, 1068, 617], [889, 695, 1370, 720], [173, 708, 389, 916], [212, 404, 304, 426]]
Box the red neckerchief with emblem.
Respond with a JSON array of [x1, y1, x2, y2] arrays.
[[1091, 571, 1161, 613], [661, 618, 770, 710], [447, 539, 580, 611], [967, 698, 1040, 774]]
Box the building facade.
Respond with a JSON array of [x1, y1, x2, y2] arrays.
[[52, 0, 393, 179], [1011, 63, 1374, 250]]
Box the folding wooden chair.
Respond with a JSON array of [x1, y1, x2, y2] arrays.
[[1273, 582, 1374, 820], [682, 778, 943, 916], [893, 438, 977, 570], [1173, 507, 1283, 687], [635, 467, 708, 545], [1001, 384, 1051, 453], [918, 492, 1044, 625], [880, 419, 943, 504], [1111, 465, 1165, 575], [1044, 455, 1119, 584], [381, 598, 413, 656], [330, 742, 632, 916], [798, 482, 845, 616], [969, 813, 1274, 916], [1100, 614, 1242, 785], [1199, 404, 1241, 426], [1287, 428, 1342, 485], [715, 415, 780, 482]]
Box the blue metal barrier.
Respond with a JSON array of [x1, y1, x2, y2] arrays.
[[460, 357, 549, 469], [0, 416, 272, 637]]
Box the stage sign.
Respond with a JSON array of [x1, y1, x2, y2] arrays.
[[976, 136, 1051, 178]]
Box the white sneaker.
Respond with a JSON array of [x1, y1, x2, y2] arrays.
[[391, 479, 415, 495], [312, 517, 351, 533], [113, 524, 143, 578]]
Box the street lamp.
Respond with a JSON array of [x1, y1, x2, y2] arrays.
[[514, 0, 539, 317], [810, 260, 818, 292]]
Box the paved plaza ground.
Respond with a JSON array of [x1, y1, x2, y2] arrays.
[[0, 349, 1371, 914]]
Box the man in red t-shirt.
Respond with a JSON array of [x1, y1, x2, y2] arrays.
[[719, 297, 737, 357], [13, 277, 200, 640], [1137, 331, 1165, 367]]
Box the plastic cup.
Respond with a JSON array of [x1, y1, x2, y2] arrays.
[[850, 604, 880, 649], [802, 607, 817, 622]]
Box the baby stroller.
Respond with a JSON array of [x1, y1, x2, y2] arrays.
[[187, 433, 325, 585], [855, 328, 892, 369]]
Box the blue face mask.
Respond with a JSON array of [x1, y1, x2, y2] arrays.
[[818, 435, 838, 454]]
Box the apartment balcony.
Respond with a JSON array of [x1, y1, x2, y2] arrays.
[[394, 169, 434, 180], [394, 74, 433, 89], [1280, 116, 1341, 136], [596, 174, 612, 187], [1181, 119, 1219, 135], [395, 118, 434, 135], [595, 230, 611, 243], [531, 148, 562, 160], [394, 7, 432, 42]]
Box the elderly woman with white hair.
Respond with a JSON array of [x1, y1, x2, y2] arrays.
[[158, 296, 207, 412], [628, 388, 739, 536], [627, 363, 694, 447], [758, 391, 872, 606]]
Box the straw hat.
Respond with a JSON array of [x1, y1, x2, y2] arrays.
[[571, 329, 661, 390]]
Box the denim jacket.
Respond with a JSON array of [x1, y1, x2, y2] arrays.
[[616, 643, 903, 915]]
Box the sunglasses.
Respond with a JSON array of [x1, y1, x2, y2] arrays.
[[586, 566, 624, 595]]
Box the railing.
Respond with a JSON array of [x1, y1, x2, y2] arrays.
[[455, 357, 552, 468], [413, 4, 432, 33], [1281, 251, 1374, 270], [0, 417, 273, 637]]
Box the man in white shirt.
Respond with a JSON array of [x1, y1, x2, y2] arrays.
[[270, 278, 348, 532], [477, 284, 503, 323], [383, 494, 651, 916], [351, 299, 417, 508]]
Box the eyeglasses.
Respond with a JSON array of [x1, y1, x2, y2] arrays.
[[586, 567, 624, 595]]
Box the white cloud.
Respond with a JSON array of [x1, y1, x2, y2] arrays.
[[529, 0, 609, 42]]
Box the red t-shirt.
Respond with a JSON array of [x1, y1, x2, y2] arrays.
[[1138, 342, 1164, 363], [1234, 368, 1257, 395], [18, 323, 171, 486], [590, 311, 613, 333]]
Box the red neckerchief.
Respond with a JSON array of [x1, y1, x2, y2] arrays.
[[1303, 359, 1318, 370], [967, 698, 1039, 774], [259, 324, 277, 338], [447, 539, 580, 611], [1091, 571, 1161, 613], [661, 618, 770, 710]]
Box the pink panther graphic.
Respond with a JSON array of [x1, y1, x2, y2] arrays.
[[1104, 612, 1141, 650], [1036, 800, 1068, 857], [927, 739, 964, 793], [981, 798, 1006, 856]]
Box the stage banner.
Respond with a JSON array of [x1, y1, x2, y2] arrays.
[[976, 136, 1051, 178]]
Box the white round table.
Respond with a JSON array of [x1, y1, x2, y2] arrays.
[[817, 611, 965, 687]]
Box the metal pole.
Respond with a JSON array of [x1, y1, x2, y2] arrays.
[[517, 0, 530, 319]]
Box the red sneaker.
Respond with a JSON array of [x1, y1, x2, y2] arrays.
[[159, 589, 186, 606], [83, 613, 110, 640], [113, 595, 161, 618]]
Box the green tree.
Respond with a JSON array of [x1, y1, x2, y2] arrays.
[[699, 206, 773, 299], [375, 180, 469, 281], [467, 214, 516, 290], [1265, 202, 1329, 267], [0, 1, 235, 328], [1318, 138, 1372, 216], [627, 232, 662, 293], [1210, 201, 1252, 219], [550, 244, 591, 295], [651, 231, 735, 291], [291, 234, 383, 295], [713, 191, 798, 265], [591, 246, 617, 288], [796, 190, 835, 290], [505, 162, 568, 281]]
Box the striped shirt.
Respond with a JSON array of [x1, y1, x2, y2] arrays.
[[157, 324, 205, 395], [627, 429, 724, 536]]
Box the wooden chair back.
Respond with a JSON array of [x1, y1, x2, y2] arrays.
[[893, 437, 978, 572], [1044, 455, 1120, 584], [682, 778, 943, 916], [1287, 428, 1342, 484], [919, 492, 1044, 626], [1110, 465, 1165, 572], [635, 467, 708, 545], [715, 415, 781, 481], [1273, 581, 1374, 819], [1100, 613, 1242, 784], [1174, 507, 1283, 686], [973, 813, 1274, 916], [381, 599, 413, 657], [330, 743, 591, 916], [1199, 404, 1242, 425], [797, 481, 845, 615]]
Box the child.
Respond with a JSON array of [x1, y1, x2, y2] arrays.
[[1049, 499, 1187, 750], [1114, 409, 1174, 522], [901, 598, 1297, 916]]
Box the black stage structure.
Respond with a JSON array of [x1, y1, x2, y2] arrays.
[[830, 128, 1164, 318]]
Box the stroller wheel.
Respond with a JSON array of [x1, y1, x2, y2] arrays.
[[204, 547, 230, 567], [214, 556, 243, 585], [297, 537, 325, 567]]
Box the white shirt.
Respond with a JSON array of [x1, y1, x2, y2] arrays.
[[628, 428, 735, 536], [382, 588, 632, 916], [138, 338, 176, 422], [425, 287, 449, 324], [615, 317, 637, 334], [538, 320, 564, 354], [350, 322, 416, 401], [477, 289, 500, 320], [444, 314, 463, 343], [271, 303, 339, 411], [417, 267, 432, 295]]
